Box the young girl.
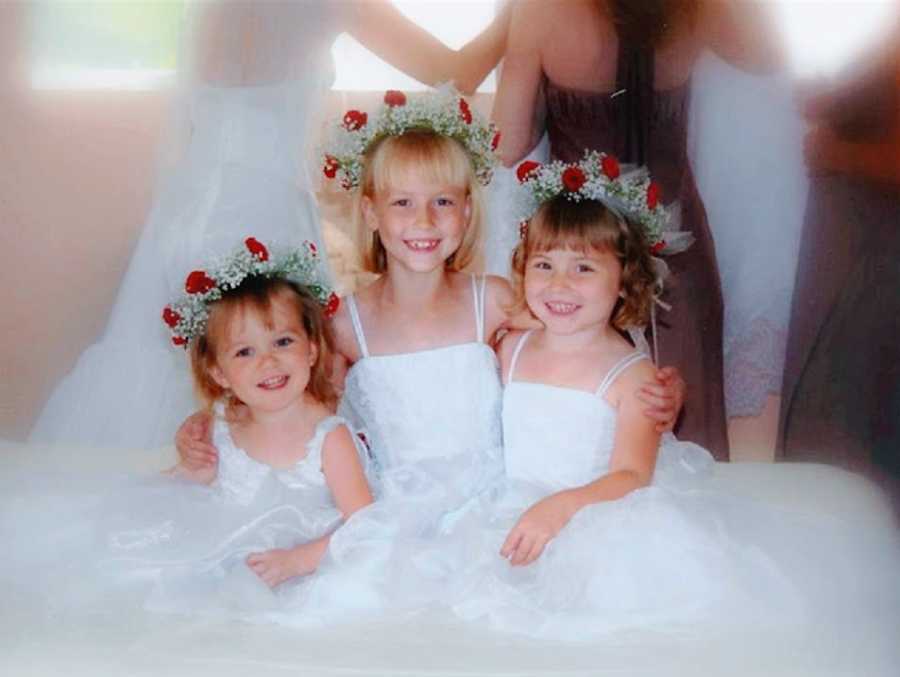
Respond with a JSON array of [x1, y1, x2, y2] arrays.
[[177, 90, 685, 620], [449, 153, 900, 662], [29, 239, 374, 619]]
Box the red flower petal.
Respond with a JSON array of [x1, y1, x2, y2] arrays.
[[323, 155, 339, 179], [162, 306, 181, 328], [342, 110, 368, 131], [459, 98, 473, 124], [185, 270, 216, 295], [646, 181, 661, 210], [384, 90, 407, 107], [324, 292, 341, 318], [562, 166, 587, 192], [516, 160, 541, 183], [305, 240, 318, 256], [601, 154, 620, 180], [491, 131, 501, 151], [172, 335, 188, 347], [651, 240, 667, 254], [245, 237, 269, 261]]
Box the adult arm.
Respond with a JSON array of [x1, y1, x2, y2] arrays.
[[491, 1, 546, 166], [702, 0, 785, 74], [342, 0, 510, 95]]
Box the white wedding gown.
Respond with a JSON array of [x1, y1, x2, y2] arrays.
[[30, 2, 339, 450]]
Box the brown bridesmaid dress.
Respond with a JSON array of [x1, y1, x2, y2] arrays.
[[544, 44, 729, 460]]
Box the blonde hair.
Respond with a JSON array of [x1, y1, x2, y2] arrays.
[[190, 277, 337, 410], [510, 197, 658, 330], [354, 130, 483, 273]]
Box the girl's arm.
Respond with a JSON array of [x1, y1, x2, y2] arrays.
[[491, 1, 547, 166], [342, 0, 510, 95], [174, 410, 218, 470], [701, 0, 785, 75], [247, 424, 374, 588], [502, 361, 660, 566]]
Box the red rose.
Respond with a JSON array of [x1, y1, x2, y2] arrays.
[[324, 292, 340, 318], [185, 270, 216, 295], [342, 110, 367, 131], [459, 98, 473, 124], [646, 181, 661, 210], [172, 335, 188, 347], [601, 154, 620, 179], [651, 240, 667, 254], [245, 237, 269, 261], [562, 166, 587, 192], [491, 131, 501, 151], [305, 240, 318, 256], [384, 90, 406, 107], [323, 155, 339, 179], [162, 306, 181, 328], [516, 160, 541, 183]]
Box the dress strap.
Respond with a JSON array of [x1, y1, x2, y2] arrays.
[[344, 294, 370, 359], [506, 330, 535, 384], [595, 352, 648, 398], [471, 274, 487, 343]]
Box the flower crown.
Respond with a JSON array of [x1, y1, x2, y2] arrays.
[[162, 237, 339, 348], [322, 85, 500, 191], [515, 150, 677, 253]]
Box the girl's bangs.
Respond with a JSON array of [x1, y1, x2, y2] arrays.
[[371, 132, 472, 194]]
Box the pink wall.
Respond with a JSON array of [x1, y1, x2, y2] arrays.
[[1, 3, 167, 438]]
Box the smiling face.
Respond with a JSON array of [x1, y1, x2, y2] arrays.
[[524, 246, 622, 336], [208, 295, 317, 417], [357, 131, 482, 274], [362, 169, 471, 274]]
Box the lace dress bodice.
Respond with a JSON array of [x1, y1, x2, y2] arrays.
[[211, 414, 346, 520]]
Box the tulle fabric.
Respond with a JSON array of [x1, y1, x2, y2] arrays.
[[442, 351, 900, 671], [5, 414, 368, 622], [29, 1, 338, 450]]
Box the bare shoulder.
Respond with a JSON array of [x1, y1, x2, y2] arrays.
[[606, 355, 657, 407], [496, 328, 527, 378], [321, 421, 356, 460], [329, 298, 360, 363], [481, 274, 515, 337]]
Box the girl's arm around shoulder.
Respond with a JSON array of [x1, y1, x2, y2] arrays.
[[321, 423, 374, 520], [482, 274, 541, 345]]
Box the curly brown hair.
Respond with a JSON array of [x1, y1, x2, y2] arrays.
[[190, 277, 337, 411], [509, 197, 658, 331]]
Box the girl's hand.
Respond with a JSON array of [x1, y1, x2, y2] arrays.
[[175, 411, 217, 470], [636, 366, 685, 433], [501, 492, 576, 566], [247, 539, 327, 588]]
